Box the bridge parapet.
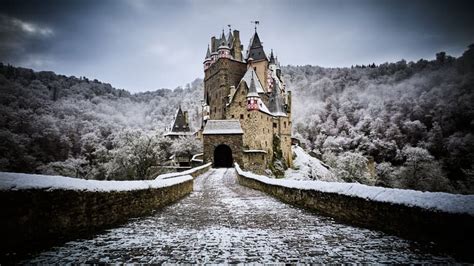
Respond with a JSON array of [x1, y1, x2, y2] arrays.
[[235, 163, 474, 261], [0, 163, 212, 262]]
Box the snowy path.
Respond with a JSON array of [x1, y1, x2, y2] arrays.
[[26, 168, 456, 263]]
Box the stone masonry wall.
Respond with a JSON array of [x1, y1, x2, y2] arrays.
[[203, 134, 243, 166], [0, 164, 212, 261], [235, 169, 474, 261]]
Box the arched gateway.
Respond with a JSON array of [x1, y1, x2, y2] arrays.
[[213, 144, 233, 167], [202, 120, 243, 168]]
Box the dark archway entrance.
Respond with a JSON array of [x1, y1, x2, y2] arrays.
[[214, 144, 233, 168]]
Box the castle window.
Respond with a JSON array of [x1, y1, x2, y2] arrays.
[[284, 121, 286, 128], [231, 115, 235, 118], [262, 155, 264, 160], [273, 123, 277, 128], [247, 114, 250, 118], [240, 114, 244, 119], [239, 101, 242, 106]]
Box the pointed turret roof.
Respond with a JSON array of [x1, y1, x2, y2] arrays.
[[227, 29, 234, 48], [269, 49, 276, 64], [247, 31, 267, 61], [247, 72, 259, 98], [171, 105, 190, 132], [220, 30, 226, 45], [205, 45, 211, 59]]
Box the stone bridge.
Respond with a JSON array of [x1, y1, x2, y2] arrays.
[[22, 168, 463, 263]]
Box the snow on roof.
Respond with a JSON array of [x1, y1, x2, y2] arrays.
[[244, 149, 267, 153], [235, 163, 474, 216], [257, 98, 274, 116], [0, 172, 192, 192], [164, 132, 195, 137], [239, 67, 265, 93], [202, 120, 243, 135], [156, 162, 212, 179]]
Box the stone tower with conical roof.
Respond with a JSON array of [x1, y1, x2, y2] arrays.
[[201, 26, 292, 175]]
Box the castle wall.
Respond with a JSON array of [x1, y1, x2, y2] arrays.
[[249, 60, 269, 91], [204, 58, 246, 120], [274, 116, 293, 167], [226, 84, 274, 165], [203, 134, 243, 166], [203, 29, 293, 172], [243, 152, 267, 175]]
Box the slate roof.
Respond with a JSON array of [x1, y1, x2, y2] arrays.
[[247, 72, 259, 97], [247, 31, 267, 61], [268, 79, 286, 117], [171, 106, 190, 132], [202, 120, 243, 135], [205, 45, 211, 59], [239, 67, 265, 93]]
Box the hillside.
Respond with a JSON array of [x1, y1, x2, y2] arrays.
[[285, 45, 474, 193], [0, 64, 203, 180], [0, 44, 473, 192]]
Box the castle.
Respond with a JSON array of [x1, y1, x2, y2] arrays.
[[200, 27, 292, 174]]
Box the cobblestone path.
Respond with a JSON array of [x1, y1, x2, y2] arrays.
[[26, 168, 456, 263]]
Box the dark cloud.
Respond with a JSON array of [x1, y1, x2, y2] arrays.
[[0, 0, 473, 92]]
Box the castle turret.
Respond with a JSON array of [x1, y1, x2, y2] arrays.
[[204, 45, 211, 70], [247, 72, 260, 111], [218, 33, 231, 59]]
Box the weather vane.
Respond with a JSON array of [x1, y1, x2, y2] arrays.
[[251, 21, 260, 32]]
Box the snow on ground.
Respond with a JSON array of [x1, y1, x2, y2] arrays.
[[26, 168, 457, 263], [285, 145, 339, 182], [238, 164, 474, 216], [0, 172, 192, 192], [156, 163, 212, 179]]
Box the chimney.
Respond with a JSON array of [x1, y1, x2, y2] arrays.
[[232, 30, 242, 61]]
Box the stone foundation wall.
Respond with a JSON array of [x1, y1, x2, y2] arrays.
[[235, 169, 474, 261]]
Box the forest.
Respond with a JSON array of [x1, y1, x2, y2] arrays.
[[0, 44, 473, 193], [287, 44, 474, 193]]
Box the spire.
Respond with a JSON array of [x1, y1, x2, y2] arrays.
[[227, 26, 234, 48], [247, 71, 259, 98], [246, 71, 260, 111], [172, 105, 190, 132], [220, 29, 226, 46], [247, 31, 267, 61], [269, 49, 276, 64], [205, 45, 211, 59], [250, 31, 262, 48]]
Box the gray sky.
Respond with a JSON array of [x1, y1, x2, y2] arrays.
[[1, 0, 473, 92]]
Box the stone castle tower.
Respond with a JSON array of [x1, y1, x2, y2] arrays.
[[201, 27, 292, 174]]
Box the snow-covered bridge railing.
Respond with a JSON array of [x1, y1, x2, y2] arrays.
[[235, 163, 474, 260], [0, 162, 211, 260]]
